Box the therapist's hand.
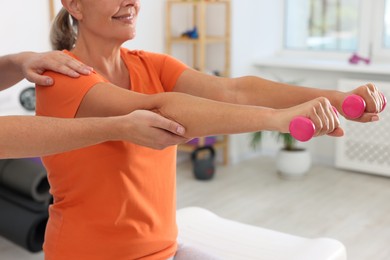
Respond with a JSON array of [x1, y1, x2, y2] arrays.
[[116, 110, 189, 150], [21, 51, 93, 86]]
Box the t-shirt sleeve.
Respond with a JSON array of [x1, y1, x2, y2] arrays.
[[145, 52, 188, 92], [36, 71, 104, 118]]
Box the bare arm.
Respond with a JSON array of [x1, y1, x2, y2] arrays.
[[173, 69, 384, 123], [0, 51, 93, 90], [0, 111, 187, 159], [76, 82, 343, 139]]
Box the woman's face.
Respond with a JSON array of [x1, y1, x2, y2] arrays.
[[76, 0, 141, 43]]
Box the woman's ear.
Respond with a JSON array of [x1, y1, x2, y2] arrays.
[[61, 0, 83, 20]]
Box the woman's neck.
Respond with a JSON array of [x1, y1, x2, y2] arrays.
[[72, 41, 130, 89]]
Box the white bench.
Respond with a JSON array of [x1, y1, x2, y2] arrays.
[[177, 207, 347, 260]]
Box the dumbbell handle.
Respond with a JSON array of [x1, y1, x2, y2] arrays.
[[342, 93, 387, 119]]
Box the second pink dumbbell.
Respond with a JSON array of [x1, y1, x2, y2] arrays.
[[342, 93, 387, 119]]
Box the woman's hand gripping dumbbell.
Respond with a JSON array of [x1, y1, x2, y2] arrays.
[[275, 97, 344, 142], [342, 93, 387, 119], [340, 83, 387, 122], [289, 104, 340, 142]]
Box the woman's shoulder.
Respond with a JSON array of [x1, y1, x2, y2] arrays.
[[120, 48, 184, 72], [120, 48, 169, 60]]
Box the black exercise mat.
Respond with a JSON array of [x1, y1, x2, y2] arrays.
[[0, 196, 48, 252], [0, 159, 50, 202]]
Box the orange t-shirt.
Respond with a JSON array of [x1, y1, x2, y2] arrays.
[[36, 48, 188, 260]]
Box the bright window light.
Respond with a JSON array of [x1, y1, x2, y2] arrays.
[[284, 0, 360, 52]]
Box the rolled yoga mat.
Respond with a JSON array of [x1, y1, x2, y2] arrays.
[[0, 159, 50, 202], [0, 196, 48, 252], [0, 185, 52, 213]]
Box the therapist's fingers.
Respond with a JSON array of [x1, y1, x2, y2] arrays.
[[24, 51, 93, 86], [48, 54, 93, 78], [25, 72, 55, 86], [153, 114, 186, 136]]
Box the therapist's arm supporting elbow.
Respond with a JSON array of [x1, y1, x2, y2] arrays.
[[0, 112, 187, 159]]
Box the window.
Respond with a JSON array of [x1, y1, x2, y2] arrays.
[[385, 0, 390, 48], [285, 0, 359, 52], [283, 0, 390, 62]]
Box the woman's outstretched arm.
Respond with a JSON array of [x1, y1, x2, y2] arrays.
[[174, 69, 385, 123], [76, 82, 343, 139]]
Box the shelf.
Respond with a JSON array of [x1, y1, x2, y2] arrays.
[[169, 36, 228, 44], [166, 0, 231, 74], [166, 0, 231, 165], [167, 0, 230, 3], [255, 56, 390, 76]]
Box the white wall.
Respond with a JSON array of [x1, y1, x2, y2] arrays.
[[0, 2, 52, 54], [124, 0, 166, 52], [0, 1, 53, 115], [228, 0, 285, 164]]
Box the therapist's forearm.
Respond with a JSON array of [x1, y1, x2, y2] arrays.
[[0, 115, 117, 159], [0, 53, 27, 90]]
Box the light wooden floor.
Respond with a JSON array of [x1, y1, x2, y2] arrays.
[[1, 156, 390, 259]]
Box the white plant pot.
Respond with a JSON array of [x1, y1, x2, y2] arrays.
[[276, 148, 311, 179]]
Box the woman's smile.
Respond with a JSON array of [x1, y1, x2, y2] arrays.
[[112, 9, 136, 25]]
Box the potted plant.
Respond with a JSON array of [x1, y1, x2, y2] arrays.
[[251, 131, 311, 179]]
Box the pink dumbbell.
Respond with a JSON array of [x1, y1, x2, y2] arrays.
[[341, 94, 366, 119], [289, 117, 315, 142], [342, 93, 387, 119]]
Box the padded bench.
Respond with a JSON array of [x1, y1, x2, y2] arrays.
[[177, 207, 347, 260]]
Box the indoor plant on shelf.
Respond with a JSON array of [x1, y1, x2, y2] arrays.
[[251, 131, 311, 179]]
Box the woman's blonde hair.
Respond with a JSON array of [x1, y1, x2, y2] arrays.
[[50, 8, 78, 51]]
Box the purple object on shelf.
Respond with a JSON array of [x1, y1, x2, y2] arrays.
[[348, 53, 370, 65]]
